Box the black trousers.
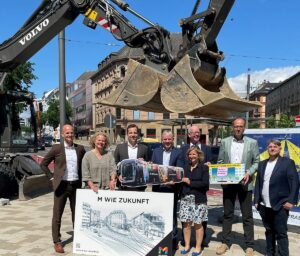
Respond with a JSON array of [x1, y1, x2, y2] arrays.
[[52, 181, 80, 243], [221, 185, 254, 248], [259, 205, 289, 256]]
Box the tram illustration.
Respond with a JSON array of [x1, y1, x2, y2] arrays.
[[117, 159, 184, 187]]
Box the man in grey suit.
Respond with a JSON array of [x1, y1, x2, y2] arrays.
[[216, 118, 259, 256], [114, 123, 148, 191]]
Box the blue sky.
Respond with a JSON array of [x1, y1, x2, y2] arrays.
[[1, 0, 300, 98]]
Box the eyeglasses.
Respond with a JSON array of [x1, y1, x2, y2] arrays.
[[233, 126, 244, 129], [190, 132, 200, 135]]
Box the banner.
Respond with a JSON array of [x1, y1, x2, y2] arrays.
[[235, 128, 300, 226], [209, 164, 245, 184], [118, 159, 184, 187], [73, 189, 174, 256]]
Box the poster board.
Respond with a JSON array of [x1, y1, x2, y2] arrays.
[[209, 163, 245, 184], [73, 189, 174, 256]]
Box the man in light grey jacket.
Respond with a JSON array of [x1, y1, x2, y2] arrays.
[[216, 118, 259, 256]]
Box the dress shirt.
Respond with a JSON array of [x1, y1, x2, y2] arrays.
[[261, 158, 278, 208], [128, 142, 138, 159], [162, 148, 171, 166], [190, 142, 201, 150], [62, 142, 78, 181], [231, 138, 244, 163]]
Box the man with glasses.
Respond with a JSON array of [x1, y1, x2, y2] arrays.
[[216, 117, 259, 256]]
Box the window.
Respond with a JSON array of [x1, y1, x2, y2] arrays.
[[176, 128, 186, 146], [163, 112, 170, 119], [178, 113, 185, 118], [116, 107, 121, 119], [146, 129, 156, 138], [148, 112, 155, 120], [120, 66, 126, 77], [133, 110, 140, 120]]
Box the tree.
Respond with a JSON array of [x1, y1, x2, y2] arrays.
[[267, 115, 276, 128], [278, 113, 295, 128], [3, 62, 37, 92], [45, 99, 72, 128]]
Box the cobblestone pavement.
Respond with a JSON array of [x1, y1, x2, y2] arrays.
[[0, 191, 299, 256]]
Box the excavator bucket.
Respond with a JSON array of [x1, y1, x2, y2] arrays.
[[160, 54, 261, 118], [100, 59, 168, 112], [101, 56, 260, 118]]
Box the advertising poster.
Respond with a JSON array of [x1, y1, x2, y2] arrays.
[[118, 159, 184, 187], [73, 189, 174, 256], [209, 164, 245, 184], [234, 128, 300, 226]]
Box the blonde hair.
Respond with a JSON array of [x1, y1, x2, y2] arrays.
[[90, 133, 109, 149], [186, 147, 204, 162]]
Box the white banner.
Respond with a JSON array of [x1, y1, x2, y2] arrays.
[[73, 189, 174, 256]]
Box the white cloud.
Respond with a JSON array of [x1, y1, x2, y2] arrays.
[[228, 66, 300, 97]]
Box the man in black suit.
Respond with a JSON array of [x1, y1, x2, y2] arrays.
[[40, 124, 86, 254], [181, 125, 212, 165], [254, 139, 299, 256], [180, 125, 212, 248], [151, 130, 183, 250], [114, 123, 148, 191]]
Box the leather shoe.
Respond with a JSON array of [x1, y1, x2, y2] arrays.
[[54, 243, 64, 253]]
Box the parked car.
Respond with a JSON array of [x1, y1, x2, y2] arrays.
[[43, 135, 53, 147], [37, 138, 45, 150]]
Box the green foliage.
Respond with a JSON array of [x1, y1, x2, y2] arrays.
[[217, 126, 231, 139], [267, 114, 295, 128], [3, 62, 37, 92], [278, 113, 295, 128], [267, 115, 276, 128], [248, 121, 260, 129], [44, 99, 72, 128]]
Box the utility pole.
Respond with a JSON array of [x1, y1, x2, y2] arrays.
[[58, 30, 66, 144], [245, 68, 251, 128]]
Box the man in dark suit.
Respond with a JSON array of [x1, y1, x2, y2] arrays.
[[151, 130, 183, 250], [254, 139, 299, 256], [180, 125, 212, 248], [181, 125, 212, 165], [114, 123, 148, 191], [40, 124, 85, 254]]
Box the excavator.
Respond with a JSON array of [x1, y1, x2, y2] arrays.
[[0, 0, 259, 199]]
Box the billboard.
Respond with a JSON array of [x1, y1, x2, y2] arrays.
[[73, 190, 174, 256], [235, 128, 300, 226]]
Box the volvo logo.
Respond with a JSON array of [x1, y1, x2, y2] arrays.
[[19, 19, 50, 46]]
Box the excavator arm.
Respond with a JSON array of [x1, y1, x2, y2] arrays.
[[0, 0, 260, 119]]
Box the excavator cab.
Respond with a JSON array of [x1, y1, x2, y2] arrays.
[[0, 91, 48, 199], [0, 91, 38, 154]]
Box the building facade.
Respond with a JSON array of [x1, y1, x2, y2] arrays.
[[249, 82, 279, 128], [266, 71, 300, 117], [67, 71, 96, 137]]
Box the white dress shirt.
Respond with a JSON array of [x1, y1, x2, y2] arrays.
[[62, 142, 79, 181], [163, 149, 171, 166], [261, 158, 278, 208], [231, 138, 244, 163], [128, 143, 138, 159]]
